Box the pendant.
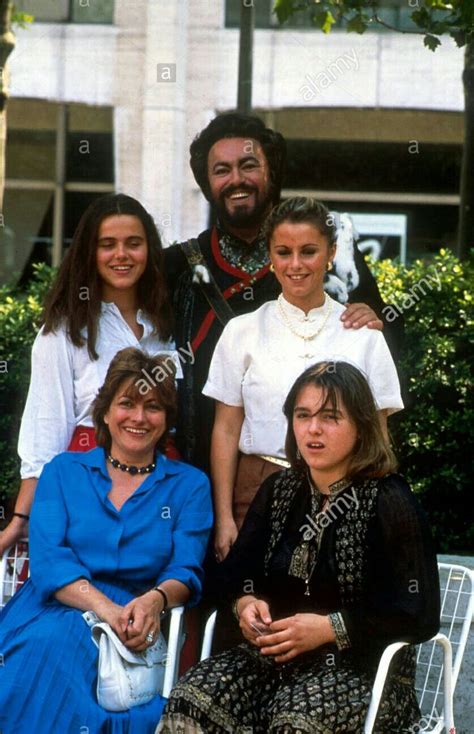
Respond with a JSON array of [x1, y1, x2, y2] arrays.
[[304, 580, 311, 596]]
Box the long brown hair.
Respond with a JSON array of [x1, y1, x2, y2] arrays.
[[42, 194, 173, 359], [92, 347, 177, 454], [283, 361, 398, 480]]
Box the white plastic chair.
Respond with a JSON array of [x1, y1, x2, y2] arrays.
[[200, 563, 474, 734], [0, 539, 30, 608], [0, 542, 185, 698], [365, 563, 474, 734]]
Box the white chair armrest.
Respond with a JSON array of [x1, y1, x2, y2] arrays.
[[0, 550, 8, 594], [364, 635, 454, 734], [431, 633, 454, 733], [364, 641, 409, 734], [200, 610, 217, 661], [162, 605, 185, 698]]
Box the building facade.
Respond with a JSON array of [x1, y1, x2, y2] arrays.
[[1, 0, 464, 283]]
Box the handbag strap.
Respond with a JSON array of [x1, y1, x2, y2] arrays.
[[180, 238, 236, 328]]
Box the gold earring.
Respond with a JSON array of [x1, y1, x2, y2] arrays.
[[270, 263, 275, 272], [327, 261, 333, 272]]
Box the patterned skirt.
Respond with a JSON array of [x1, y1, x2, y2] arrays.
[[157, 642, 420, 733]]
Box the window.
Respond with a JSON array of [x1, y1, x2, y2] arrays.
[[282, 138, 461, 261], [14, 0, 115, 24], [1, 100, 114, 286], [225, 0, 312, 29], [225, 0, 418, 32]]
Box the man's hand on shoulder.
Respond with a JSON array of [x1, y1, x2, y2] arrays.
[[340, 302, 383, 330]]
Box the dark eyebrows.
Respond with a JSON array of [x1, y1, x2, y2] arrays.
[[274, 243, 322, 249], [293, 406, 342, 415], [211, 155, 260, 171], [97, 234, 145, 244]]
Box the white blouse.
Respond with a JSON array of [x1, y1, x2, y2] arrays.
[[203, 295, 403, 460], [18, 302, 181, 479]]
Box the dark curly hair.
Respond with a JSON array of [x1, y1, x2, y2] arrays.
[[190, 112, 286, 205]]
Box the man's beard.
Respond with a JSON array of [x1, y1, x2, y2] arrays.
[[212, 186, 274, 232]]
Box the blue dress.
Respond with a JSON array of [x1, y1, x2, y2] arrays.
[[0, 448, 213, 734]]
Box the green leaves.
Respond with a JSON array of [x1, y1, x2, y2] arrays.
[[370, 249, 474, 552], [11, 7, 34, 29], [272, 0, 471, 50], [424, 33, 442, 51], [273, 0, 301, 25], [313, 10, 337, 34], [0, 265, 56, 501], [346, 13, 369, 34]]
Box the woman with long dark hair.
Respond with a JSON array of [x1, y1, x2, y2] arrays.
[[0, 194, 175, 555]]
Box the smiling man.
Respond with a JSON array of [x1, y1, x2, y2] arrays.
[[163, 113, 400, 473]]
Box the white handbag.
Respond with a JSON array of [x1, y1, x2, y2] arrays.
[[83, 610, 167, 712]]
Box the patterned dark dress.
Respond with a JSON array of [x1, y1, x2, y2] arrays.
[[158, 471, 440, 733]]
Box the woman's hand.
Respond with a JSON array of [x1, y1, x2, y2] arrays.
[[95, 599, 129, 643], [238, 598, 273, 646], [214, 517, 238, 562], [341, 303, 383, 330], [119, 591, 163, 652], [257, 613, 335, 663]]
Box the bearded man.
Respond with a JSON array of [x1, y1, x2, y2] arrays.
[[163, 113, 401, 473]]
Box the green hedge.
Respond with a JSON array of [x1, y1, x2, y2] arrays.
[[371, 249, 473, 553], [1, 253, 473, 552], [0, 265, 56, 506]]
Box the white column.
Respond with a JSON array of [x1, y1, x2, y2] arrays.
[[139, 0, 190, 245]]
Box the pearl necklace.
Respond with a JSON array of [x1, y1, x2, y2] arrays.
[[277, 294, 333, 341]]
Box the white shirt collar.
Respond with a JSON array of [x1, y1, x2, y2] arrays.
[[100, 302, 155, 340], [279, 293, 330, 322]]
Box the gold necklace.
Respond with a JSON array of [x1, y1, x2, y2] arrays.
[[277, 294, 333, 341]]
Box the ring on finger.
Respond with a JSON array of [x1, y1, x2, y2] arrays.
[[145, 632, 154, 643]]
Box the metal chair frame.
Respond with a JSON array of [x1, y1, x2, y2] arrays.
[[200, 563, 474, 734], [0, 542, 185, 699]]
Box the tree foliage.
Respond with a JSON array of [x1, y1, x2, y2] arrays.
[[11, 4, 33, 28], [0, 265, 55, 510], [274, 0, 473, 51], [371, 249, 474, 553]]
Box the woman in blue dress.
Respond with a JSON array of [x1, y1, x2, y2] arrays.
[[0, 347, 213, 734]]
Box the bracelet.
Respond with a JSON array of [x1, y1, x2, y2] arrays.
[[231, 598, 241, 621], [13, 512, 30, 521], [151, 586, 168, 614]]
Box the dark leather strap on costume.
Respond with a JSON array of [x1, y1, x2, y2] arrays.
[[180, 238, 235, 327]]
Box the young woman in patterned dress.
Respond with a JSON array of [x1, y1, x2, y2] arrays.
[[158, 361, 439, 734]]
